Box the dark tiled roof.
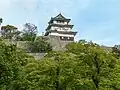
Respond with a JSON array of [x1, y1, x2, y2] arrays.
[[54, 13, 66, 19], [45, 30, 77, 36], [49, 13, 71, 24]]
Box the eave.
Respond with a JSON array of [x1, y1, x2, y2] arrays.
[[48, 18, 71, 24], [45, 30, 77, 36], [46, 24, 74, 30]]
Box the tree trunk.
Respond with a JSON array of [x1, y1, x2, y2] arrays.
[[55, 67, 60, 90], [92, 53, 100, 90]]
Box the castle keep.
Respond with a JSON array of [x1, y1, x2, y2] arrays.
[[44, 13, 77, 50], [45, 13, 77, 41]]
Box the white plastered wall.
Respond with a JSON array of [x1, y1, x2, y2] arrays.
[[49, 32, 74, 37], [51, 26, 71, 31]]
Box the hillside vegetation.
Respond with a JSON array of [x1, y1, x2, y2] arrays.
[[0, 39, 120, 90]]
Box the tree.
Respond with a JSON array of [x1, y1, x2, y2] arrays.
[[14, 30, 22, 41], [0, 18, 2, 25], [0, 40, 32, 90], [27, 37, 52, 53], [21, 23, 37, 41], [112, 45, 120, 58], [1, 25, 18, 40], [66, 40, 119, 89], [23, 51, 81, 90]]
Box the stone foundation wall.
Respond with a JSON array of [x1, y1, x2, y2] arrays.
[[44, 36, 73, 51]]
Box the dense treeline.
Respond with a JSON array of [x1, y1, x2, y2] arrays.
[[0, 39, 120, 90]]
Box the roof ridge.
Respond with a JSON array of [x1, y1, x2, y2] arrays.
[[54, 13, 66, 19]]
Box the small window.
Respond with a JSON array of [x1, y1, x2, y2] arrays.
[[57, 20, 64, 23]]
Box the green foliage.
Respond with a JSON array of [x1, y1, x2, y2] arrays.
[[0, 39, 120, 90], [23, 51, 78, 90], [21, 23, 37, 41], [1, 25, 18, 40], [0, 18, 2, 25], [112, 45, 120, 58], [27, 37, 52, 53], [14, 30, 22, 41], [0, 40, 33, 90], [66, 40, 119, 90]]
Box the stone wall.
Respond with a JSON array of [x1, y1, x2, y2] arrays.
[[45, 36, 73, 51], [27, 53, 47, 60], [3, 36, 73, 59]]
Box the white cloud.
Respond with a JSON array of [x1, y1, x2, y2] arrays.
[[0, 0, 38, 13]]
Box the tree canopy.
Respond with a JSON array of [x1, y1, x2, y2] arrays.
[[21, 23, 37, 41], [0, 40, 33, 90], [1, 40, 117, 90], [0, 18, 2, 25], [1, 25, 18, 40], [26, 37, 52, 53]]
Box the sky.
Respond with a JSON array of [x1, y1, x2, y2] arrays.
[[0, 0, 120, 46]]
